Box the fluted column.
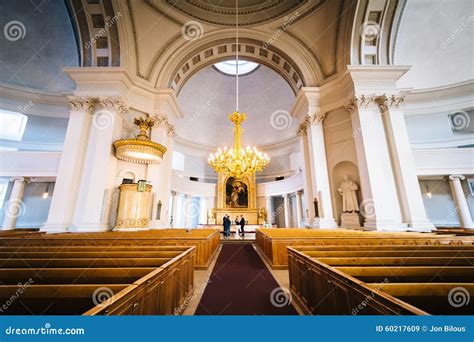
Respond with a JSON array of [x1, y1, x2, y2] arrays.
[[42, 97, 96, 232], [283, 194, 290, 228], [70, 97, 127, 232], [378, 95, 434, 232], [148, 116, 175, 229], [295, 190, 303, 228], [449, 175, 474, 228], [2, 177, 28, 230]]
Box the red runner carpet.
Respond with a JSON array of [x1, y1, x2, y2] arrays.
[[195, 243, 298, 315]]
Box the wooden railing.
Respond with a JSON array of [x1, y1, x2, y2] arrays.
[[0, 229, 220, 269], [0, 245, 195, 315], [288, 244, 474, 315], [256, 228, 471, 269]]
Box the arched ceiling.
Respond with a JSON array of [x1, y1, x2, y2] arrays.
[[0, 0, 78, 93], [160, 0, 319, 27], [175, 63, 296, 148]]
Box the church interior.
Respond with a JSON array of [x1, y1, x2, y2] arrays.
[[0, 0, 473, 318]]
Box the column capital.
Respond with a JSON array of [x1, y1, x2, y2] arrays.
[[153, 115, 176, 137], [97, 96, 129, 116], [67, 96, 97, 114], [345, 95, 376, 113], [9, 177, 29, 183], [376, 94, 405, 113], [449, 174, 466, 181]]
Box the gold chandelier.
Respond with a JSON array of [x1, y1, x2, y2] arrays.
[[207, 0, 269, 178], [114, 115, 167, 164], [208, 111, 269, 178]]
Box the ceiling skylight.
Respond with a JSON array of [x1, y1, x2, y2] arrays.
[[213, 60, 259, 76]]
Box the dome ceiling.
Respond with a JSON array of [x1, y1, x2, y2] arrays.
[[176, 63, 296, 148], [162, 0, 310, 26]]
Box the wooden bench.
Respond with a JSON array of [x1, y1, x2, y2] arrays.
[[0, 229, 220, 269], [288, 245, 474, 315], [0, 246, 195, 315], [256, 228, 472, 268]]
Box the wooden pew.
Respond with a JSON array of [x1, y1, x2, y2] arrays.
[[0, 229, 220, 269], [0, 246, 195, 315], [288, 245, 474, 315], [256, 228, 473, 268]]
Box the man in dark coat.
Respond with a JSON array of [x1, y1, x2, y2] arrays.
[[223, 214, 230, 238], [239, 215, 245, 236]]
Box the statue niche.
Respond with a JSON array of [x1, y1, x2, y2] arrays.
[[225, 177, 248, 208]]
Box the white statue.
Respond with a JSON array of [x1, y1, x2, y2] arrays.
[[338, 175, 359, 212]]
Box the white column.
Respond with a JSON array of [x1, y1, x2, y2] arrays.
[[347, 96, 407, 231], [199, 196, 208, 225], [170, 191, 179, 227], [42, 97, 96, 232], [70, 97, 126, 232], [184, 194, 192, 228], [283, 194, 290, 228], [265, 196, 273, 224], [449, 175, 474, 228], [148, 118, 175, 229], [295, 190, 303, 228], [297, 130, 315, 226], [305, 116, 337, 228], [379, 96, 434, 232], [2, 177, 28, 230]]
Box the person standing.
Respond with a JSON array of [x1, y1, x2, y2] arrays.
[[223, 215, 230, 238], [239, 215, 245, 236]]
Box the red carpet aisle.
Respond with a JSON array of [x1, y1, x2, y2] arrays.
[[195, 243, 298, 315]]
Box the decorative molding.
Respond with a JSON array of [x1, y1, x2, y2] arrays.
[[98, 96, 129, 116], [154, 115, 177, 137], [67, 96, 97, 113]]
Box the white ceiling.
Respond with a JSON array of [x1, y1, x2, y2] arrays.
[[395, 0, 474, 89], [176, 63, 296, 148]]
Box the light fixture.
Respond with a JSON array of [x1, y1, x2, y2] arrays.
[[425, 183, 432, 198], [208, 0, 269, 178], [113, 115, 167, 164], [42, 184, 49, 199]]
